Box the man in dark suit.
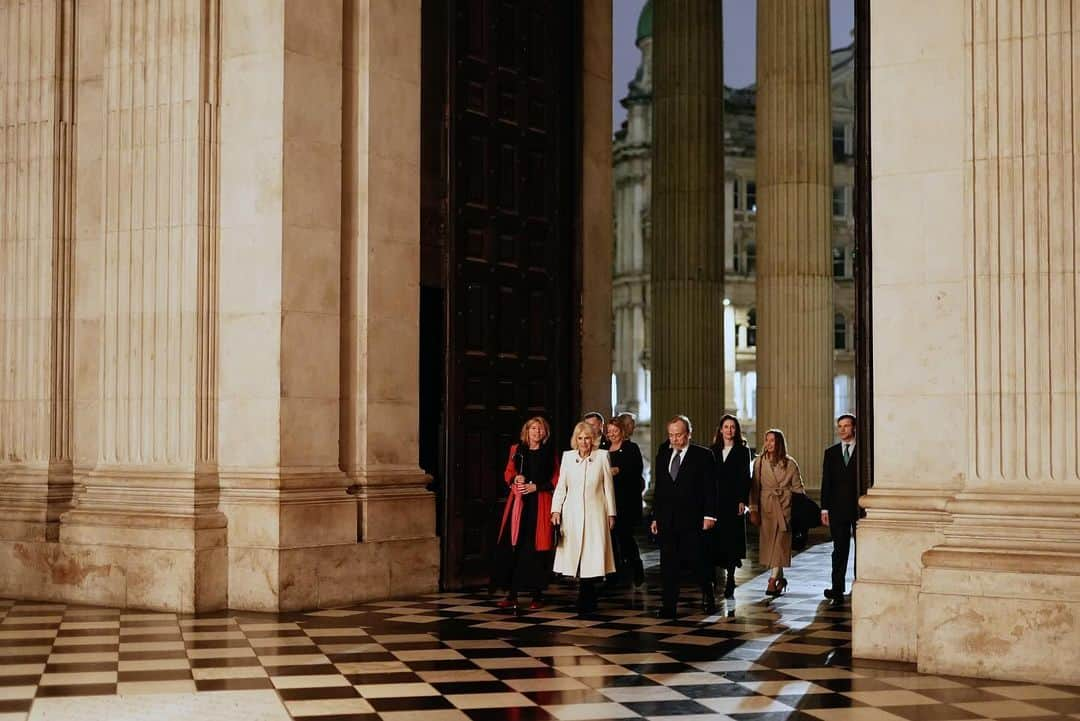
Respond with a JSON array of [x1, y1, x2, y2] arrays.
[[650, 415, 719, 617], [583, 411, 611, 450], [819, 413, 864, 606]]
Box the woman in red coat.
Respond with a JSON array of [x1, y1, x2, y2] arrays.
[[491, 416, 560, 612]]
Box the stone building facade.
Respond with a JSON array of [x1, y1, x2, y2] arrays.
[[611, 6, 855, 456]]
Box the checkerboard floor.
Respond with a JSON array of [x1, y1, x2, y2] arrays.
[[2, 542, 1078, 721]]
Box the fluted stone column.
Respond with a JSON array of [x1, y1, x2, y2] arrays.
[[755, 0, 833, 489], [650, 0, 725, 452], [0, 0, 76, 543]]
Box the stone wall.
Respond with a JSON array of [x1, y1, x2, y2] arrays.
[[0, 0, 612, 613], [855, 0, 1080, 685]]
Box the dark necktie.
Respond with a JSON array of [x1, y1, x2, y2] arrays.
[[843, 444, 850, 466], [670, 450, 682, 480]]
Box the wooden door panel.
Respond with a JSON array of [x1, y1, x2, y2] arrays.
[[440, 0, 576, 588]]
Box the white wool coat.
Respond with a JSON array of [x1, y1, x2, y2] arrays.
[[551, 449, 617, 579]]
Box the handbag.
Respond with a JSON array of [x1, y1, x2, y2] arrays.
[[749, 509, 761, 527], [791, 491, 822, 535], [551, 521, 562, 547]]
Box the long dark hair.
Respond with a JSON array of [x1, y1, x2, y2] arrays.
[[762, 428, 789, 469], [712, 414, 747, 448]]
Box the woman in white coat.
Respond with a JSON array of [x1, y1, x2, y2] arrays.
[[551, 421, 617, 613]]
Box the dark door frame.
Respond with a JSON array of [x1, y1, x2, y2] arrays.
[[854, 0, 873, 491]]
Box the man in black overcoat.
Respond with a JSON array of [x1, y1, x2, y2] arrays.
[[819, 413, 865, 606], [650, 415, 719, 617]]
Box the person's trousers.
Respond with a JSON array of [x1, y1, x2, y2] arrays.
[[829, 516, 857, 593], [612, 525, 643, 576], [659, 529, 712, 609]]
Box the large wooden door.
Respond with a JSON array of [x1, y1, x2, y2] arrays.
[[427, 0, 579, 589]]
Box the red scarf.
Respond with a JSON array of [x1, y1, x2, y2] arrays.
[[496, 443, 560, 551]]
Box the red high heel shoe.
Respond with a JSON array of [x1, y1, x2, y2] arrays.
[[776, 577, 788, 595], [496, 596, 517, 609], [766, 578, 778, 596]]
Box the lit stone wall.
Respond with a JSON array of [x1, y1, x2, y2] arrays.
[[0, 0, 613, 613], [0, 0, 76, 544], [857, 0, 1080, 684]]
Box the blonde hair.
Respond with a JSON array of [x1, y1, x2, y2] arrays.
[[570, 420, 598, 450], [519, 416, 551, 444]]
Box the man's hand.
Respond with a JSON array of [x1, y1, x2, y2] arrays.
[[820, 510, 829, 526], [608, 516, 616, 530], [702, 518, 716, 530], [611, 467, 620, 476], [738, 502, 746, 515], [650, 520, 658, 536]]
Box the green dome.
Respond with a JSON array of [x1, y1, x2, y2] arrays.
[[636, 1, 652, 42]]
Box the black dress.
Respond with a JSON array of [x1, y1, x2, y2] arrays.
[[709, 443, 751, 569], [491, 445, 556, 597], [608, 440, 645, 580]]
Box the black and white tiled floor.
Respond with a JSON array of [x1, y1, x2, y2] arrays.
[[2, 543, 1079, 720]]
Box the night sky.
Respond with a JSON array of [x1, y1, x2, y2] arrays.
[[612, 0, 856, 131]]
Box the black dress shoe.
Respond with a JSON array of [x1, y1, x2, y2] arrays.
[[703, 599, 717, 615], [824, 588, 844, 601], [655, 606, 677, 619]]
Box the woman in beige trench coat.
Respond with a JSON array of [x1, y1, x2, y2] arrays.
[[749, 428, 806, 597], [551, 421, 617, 613]]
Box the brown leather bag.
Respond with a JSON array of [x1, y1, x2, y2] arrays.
[[749, 509, 761, 527]]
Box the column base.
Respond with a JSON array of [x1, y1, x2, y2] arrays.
[[229, 536, 440, 612], [13, 465, 233, 612], [918, 547, 1080, 685], [0, 537, 227, 613], [0, 463, 75, 542], [851, 488, 952, 663], [348, 465, 436, 541]]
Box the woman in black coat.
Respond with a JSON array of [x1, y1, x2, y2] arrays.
[[709, 414, 751, 599], [606, 417, 645, 586]]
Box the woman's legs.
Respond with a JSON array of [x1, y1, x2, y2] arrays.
[[577, 577, 598, 613], [724, 562, 737, 598]]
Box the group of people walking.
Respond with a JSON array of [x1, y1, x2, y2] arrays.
[[492, 410, 863, 618]]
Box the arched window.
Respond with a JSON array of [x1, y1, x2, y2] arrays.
[[834, 313, 847, 350]]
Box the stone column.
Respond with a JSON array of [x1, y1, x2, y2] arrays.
[[54, 0, 227, 612], [855, 0, 1080, 686], [0, 0, 76, 544], [754, 0, 833, 489], [216, 0, 363, 612], [339, 0, 438, 597], [580, 0, 614, 417], [916, 0, 1080, 684], [650, 0, 724, 451]]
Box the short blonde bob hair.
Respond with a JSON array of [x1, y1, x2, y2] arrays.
[[519, 416, 551, 444], [570, 420, 599, 450]]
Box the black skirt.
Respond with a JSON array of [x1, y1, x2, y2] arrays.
[[491, 490, 552, 595]]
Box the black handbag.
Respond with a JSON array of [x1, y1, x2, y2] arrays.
[[791, 491, 822, 535], [551, 522, 562, 547]]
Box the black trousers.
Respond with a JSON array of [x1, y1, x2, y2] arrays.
[[659, 528, 713, 610], [611, 524, 642, 575], [829, 516, 857, 593]]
